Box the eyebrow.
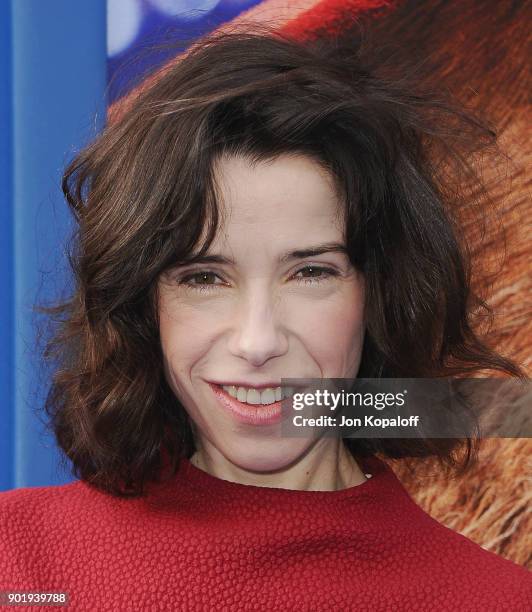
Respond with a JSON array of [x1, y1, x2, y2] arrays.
[[180, 242, 348, 266]]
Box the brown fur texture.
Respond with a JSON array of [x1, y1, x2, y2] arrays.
[[362, 0, 531, 568]]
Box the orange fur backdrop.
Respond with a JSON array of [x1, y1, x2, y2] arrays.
[[359, 0, 531, 569]]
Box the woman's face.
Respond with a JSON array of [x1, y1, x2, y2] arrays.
[[158, 153, 365, 472]]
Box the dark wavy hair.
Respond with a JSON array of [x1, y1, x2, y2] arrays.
[[38, 23, 525, 497]]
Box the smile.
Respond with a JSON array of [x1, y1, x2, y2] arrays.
[[208, 382, 290, 426], [221, 385, 295, 405]]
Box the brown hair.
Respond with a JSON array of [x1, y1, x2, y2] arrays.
[[38, 23, 525, 497]]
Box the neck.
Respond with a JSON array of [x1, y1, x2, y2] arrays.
[[189, 439, 368, 491]]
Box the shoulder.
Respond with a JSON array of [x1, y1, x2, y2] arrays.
[[409, 505, 532, 609], [0, 478, 128, 537], [0, 481, 91, 551], [0, 480, 127, 587], [0, 480, 76, 519], [0, 480, 120, 551], [0, 482, 82, 586], [0, 479, 97, 522], [381, 465, 532, 609]]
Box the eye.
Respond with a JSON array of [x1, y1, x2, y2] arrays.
[[176, 265, 339, 293], [178, 271, 225, 292], [293, 265, 338, 285]]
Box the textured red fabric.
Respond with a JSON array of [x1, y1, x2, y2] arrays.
[[1, 455, 530, 611]]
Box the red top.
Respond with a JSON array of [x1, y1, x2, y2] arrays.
[[1, 455, 530, 611]]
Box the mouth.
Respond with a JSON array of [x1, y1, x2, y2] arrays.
[[208, 382, 292, 426]]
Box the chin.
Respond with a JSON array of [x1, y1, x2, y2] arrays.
[[220, 438, 314, 474]]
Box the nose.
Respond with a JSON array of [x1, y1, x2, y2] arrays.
[[227, 285, 289, 367]]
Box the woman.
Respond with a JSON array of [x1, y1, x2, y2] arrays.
[[1, 26, 530, 611]]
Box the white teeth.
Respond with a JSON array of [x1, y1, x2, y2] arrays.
[[221, 385, 294, 405], [259, 389, 276, 404], [246, 389, 261, 405]]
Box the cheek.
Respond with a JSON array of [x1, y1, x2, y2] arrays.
[[158, 302, 211, 390], [295, 278, 365, 376]]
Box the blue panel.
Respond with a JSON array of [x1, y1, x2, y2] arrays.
[[107, 0, 264, 104], [0, 0, 14, 491], [9, 0, 107, 489]]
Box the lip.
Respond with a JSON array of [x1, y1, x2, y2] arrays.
[[207, 380, 303, 389], [210, 380, 296, 391], [208, 382, 289, 426]]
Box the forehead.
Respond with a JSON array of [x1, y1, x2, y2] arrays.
[[211, 153, 344, 232]]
